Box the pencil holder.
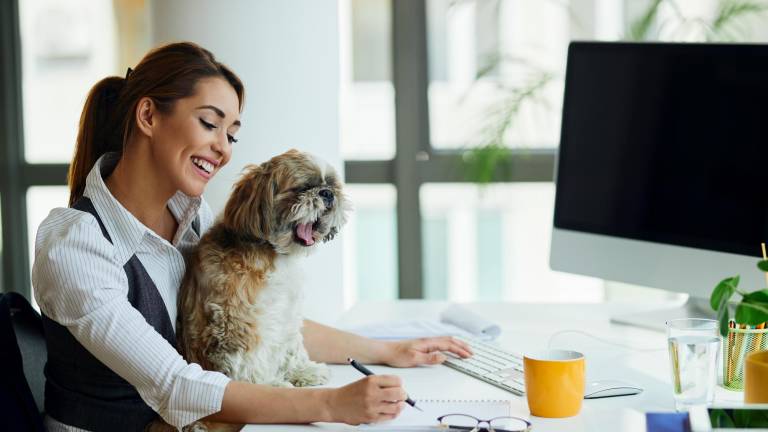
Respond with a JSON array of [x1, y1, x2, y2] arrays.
[[723, 325, 768, 390]]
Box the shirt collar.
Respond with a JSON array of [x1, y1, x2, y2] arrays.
[[83, 153, 202, 264]]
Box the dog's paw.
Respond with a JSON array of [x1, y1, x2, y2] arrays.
[[289, 361, 330, 387], [182, 422, 208, 432]]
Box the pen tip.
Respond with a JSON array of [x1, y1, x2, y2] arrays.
[[414, 405, 424, 412]]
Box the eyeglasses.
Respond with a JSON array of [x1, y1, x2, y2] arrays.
[[437, 414, 532, 432]]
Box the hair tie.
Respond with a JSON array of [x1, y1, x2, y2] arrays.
[[125, 67, 133, 80]]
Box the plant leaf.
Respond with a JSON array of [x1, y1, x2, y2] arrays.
[[744, 289, 768, 303], [718, 296, 731, 337], [627, 0, 664, 41], [710, 276, 738, 311], [757, 259, 768, 272], [735, 300, 768, 326]]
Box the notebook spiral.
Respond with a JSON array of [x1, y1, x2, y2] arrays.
[[416, 399, 510, 403]]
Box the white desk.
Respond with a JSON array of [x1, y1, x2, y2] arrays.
[[244, 300, 744, 432]]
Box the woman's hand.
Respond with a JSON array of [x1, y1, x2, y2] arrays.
[[380, 336, 473, 368], [326, 375, 407, 425]]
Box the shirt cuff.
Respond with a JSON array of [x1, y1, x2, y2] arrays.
[[164, 365, 231, 428]]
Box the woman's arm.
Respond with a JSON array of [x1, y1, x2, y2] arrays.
[[301, 319, 391, 364], [205, 375, 407, 425], [302, 319, 473, 366]]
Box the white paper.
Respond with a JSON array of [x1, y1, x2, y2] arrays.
[[348, 320, 477, 341], [348, 304, 501, 341]]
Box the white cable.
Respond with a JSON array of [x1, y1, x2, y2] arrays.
[[546, 329, 666, 352]]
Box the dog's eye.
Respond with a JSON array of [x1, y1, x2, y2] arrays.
[[293, 185, 314, 194]]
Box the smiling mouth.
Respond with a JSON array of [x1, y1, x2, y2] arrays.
[[192, 157, 214, 177], [295, 221, 319, 246]]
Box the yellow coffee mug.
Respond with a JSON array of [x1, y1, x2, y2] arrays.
[[745, 350, 768, 403], [524, 350, 585, 418]]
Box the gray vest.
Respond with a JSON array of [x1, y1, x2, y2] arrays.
[[42, 197, 180, 432]]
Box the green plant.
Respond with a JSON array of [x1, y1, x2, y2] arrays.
[[710, 260, 768, 337], [628, 0, 768, 42]]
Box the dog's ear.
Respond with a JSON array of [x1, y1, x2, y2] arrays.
[[223, 163, 275, 239]]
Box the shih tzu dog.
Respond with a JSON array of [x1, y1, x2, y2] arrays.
[[176, 149, 349, 431]]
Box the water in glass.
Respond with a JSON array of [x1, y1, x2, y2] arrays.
[[666, 319, 720, 411]]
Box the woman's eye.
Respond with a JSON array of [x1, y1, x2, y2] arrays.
[[199, 118, 217, 130], [227, 134, 238, 144]]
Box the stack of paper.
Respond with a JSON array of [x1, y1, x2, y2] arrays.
[[348, 304, 501, 341]]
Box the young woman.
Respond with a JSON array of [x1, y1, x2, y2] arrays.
[[31, 42, 472, 431]]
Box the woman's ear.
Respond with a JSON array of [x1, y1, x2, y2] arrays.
[[134, 97, 157, 138], [223, 163, 274, 239]]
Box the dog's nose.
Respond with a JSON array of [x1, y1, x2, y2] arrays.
[[319, 189, 334, 207]]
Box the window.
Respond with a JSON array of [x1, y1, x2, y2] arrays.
[[342, 0, 620, 301], [1, 0, 147, 298], [19, 0, 118, 163], [342, 185, 398, 304], [26, 186, 68, 308], [340, 0, 396, 160], [426, 0, 573, 149]]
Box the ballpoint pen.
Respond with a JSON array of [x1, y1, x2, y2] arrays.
[[347, 358, 423, 412]]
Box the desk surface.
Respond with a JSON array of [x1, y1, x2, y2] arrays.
[[244, 300, 744, 432]]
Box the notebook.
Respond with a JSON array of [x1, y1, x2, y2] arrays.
[[361, 399, 514, 430]]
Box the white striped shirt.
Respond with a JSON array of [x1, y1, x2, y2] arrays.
[[32, 153, 230, 431]]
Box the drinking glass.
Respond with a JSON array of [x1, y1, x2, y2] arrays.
[[666, 318, 720, 411]]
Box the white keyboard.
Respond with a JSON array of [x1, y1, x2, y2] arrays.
[[443, 336, 525, 396]]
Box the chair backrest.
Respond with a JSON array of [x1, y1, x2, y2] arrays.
[[0, 292, 46, 432]]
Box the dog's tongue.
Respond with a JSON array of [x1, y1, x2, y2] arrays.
[[297, 223, 315, 246]]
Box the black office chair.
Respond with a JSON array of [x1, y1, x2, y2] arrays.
[[1, 292, 46, 432]]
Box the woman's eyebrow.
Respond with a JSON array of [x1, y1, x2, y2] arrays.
[[196, 105, 241, 126]]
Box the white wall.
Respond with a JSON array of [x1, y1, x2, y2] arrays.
[[151, 0, 345, 324]]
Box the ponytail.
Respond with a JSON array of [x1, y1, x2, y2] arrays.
[[67, 42, 245, 206], [68, 76, 127, 206]]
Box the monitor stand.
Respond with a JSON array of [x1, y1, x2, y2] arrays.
[[610, 296, 716, 332]]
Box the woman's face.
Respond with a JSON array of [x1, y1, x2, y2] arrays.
[[149, 76, 241, 197]]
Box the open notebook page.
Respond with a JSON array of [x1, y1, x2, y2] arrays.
[[360, 399, 513, 429]]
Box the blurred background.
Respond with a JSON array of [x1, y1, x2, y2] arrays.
[[2, 0, 768, 323]]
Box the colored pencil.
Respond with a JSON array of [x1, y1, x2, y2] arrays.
[[762, 243, 768, 287]]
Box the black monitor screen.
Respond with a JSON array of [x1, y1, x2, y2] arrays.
[[554, 42, 768, 258]]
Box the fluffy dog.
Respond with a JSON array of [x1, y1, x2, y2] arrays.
[[177, 149, 349, 431]]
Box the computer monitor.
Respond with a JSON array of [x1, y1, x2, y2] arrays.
[[550, 42, 768, 330]]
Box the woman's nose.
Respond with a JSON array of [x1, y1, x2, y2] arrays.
[[211, 134, 227, 157]]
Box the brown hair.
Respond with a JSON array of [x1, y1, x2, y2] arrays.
[[68, 41, 245, 206]]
